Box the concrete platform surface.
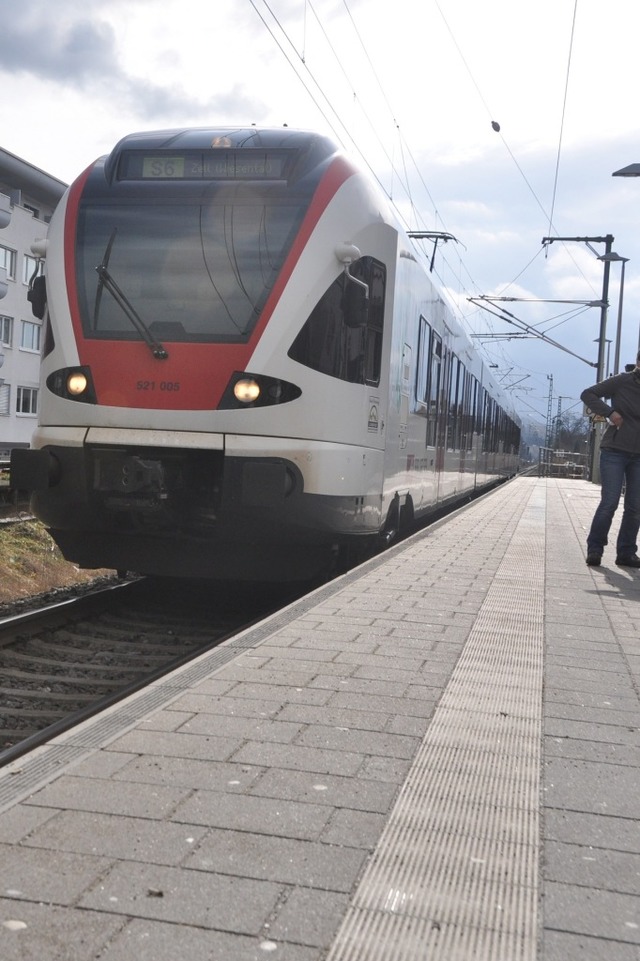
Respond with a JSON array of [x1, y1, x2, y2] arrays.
[[0, 476, 638, 960]]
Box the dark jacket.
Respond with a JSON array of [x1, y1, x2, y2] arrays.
[[581, 370, 640, 453]]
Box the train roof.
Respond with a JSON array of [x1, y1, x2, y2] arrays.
[[103, 127, 337, 175], [110, 127, 334, 151]]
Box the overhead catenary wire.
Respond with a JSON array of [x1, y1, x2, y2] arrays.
[[249, 0, 428, 234], [250, 0, 587, 410], [547, 0, 579, 240]]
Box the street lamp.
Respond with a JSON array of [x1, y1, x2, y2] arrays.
[[612, 164, 640, 177], [597, 253, 629, 374]]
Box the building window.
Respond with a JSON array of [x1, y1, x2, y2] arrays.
[[23, 254, 43, 286], [16, 386, 38, 415], [0, 383, 9, 416], [0, 314, 12, 347], [20, 320, 41, 352], [0, 246, 16, 281]]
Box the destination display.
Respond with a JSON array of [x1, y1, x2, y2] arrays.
[[118, 151, 290, 181]]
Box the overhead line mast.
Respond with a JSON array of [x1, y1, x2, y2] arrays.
[[541, 235, 613, 383]]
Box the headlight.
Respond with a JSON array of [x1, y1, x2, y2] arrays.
[[46, 366, 97, 403], [67, 372, 88, 396], [219, 371, 301, 409], [233, 378, 261, 403]]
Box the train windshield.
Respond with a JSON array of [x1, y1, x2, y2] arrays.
[[75, 187, 306, 343]]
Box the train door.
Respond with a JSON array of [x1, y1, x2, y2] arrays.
[[425, 328, 445, 501], [434, 346, 450, 500], [399, 343, 411, 451]]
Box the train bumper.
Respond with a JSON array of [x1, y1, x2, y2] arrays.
[[22, 428, 384, 579]]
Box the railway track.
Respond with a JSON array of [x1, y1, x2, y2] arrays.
[[0, 473, 528, 766], [0, 577, 297, 765]]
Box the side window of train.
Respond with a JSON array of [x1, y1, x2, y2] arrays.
[[451, 358, 466, 451], [288, 256, 386, 386], [416, 316, 430, 404], [426, 328, 442, 447]]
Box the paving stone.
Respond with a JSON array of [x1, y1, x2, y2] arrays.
[[96, 918, 322, 961], [111, 754, 263, 791], [106, 728, 245, 760], [544, 735, 639, 764], [0, 843, 109, 904], [296, 724, 420, 759], [0, 803, 55, 844], [321, 807, 388, 847], [358, 754, 414, 783], [310, 675, 410, 697], [544, 689, 638, 710], [173, 788, 332, 839], [79, 860, 283, 934], [24, 774, 190, 819], [326, 691, 435, 718], [219, 682, 333, 707], [231, 741, 364, 776], [0, 899, 124, 961], [178, 712, 303, 743], [542, 930, 640, 961], [387, 713, 432, 737], [64, 749, 137, 779], [545, 838, 640, 894], [547, 702, 640, 724], [169, 693, 282, 717], [544, 809, 640, 853], [23, 809, 208, 864], [543, 717, 640, 747], [257, 643, 340, 662], [270, 887, 351, 948], [544, 881, 640, 943], [137, 708, 193, 731], [220, 666, 325, 686], [249, 767, 399, 813], [188, 828, 366, 891], [277, 703, 391, 732], [544, 758, 640, 818]]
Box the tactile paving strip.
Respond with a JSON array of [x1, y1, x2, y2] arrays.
[[327, 484, 546, 961]]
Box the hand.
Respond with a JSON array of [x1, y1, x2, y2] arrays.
[[610, 411, 623, 428]]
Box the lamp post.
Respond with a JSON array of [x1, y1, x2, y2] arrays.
[[612, 163, 640, 355], [598, 252, 629, 374]]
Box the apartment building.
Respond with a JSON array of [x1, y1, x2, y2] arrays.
[[0, 148, 66, 458]]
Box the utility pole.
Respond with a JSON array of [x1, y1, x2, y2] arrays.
[[541, 235, 613, 382], [545, 374, 554, 448], [542, 235, 614, 483]]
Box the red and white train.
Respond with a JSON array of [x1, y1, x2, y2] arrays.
[[12, 127, 521, 580]]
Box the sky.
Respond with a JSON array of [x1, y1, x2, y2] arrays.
[[3, 0, 640, 434]]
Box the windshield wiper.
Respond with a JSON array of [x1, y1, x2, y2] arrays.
[[94, 230, 168, 360]]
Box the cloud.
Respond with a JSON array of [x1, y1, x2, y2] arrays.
[[0, 0, 262, 122], [0, 3, 118, 82]]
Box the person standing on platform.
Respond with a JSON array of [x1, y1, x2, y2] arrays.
[[580, 351, 640, 567]]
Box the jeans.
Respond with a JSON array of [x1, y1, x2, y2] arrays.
[[587, 448, 640, 557]]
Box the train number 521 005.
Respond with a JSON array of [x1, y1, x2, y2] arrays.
[[136, 381, 181, 391]]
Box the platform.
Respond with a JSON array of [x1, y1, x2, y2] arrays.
[[0, 475, 638, 960]]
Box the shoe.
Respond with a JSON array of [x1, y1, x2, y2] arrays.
[[615, 555, 640, 568], [586, 553, 602, 566]]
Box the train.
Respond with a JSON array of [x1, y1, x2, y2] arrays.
[[11, 127, 521, 581]]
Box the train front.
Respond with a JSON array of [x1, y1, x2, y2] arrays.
[[12, 128, 390, 580]]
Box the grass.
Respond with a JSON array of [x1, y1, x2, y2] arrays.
[[0, 519, 110, 603]]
